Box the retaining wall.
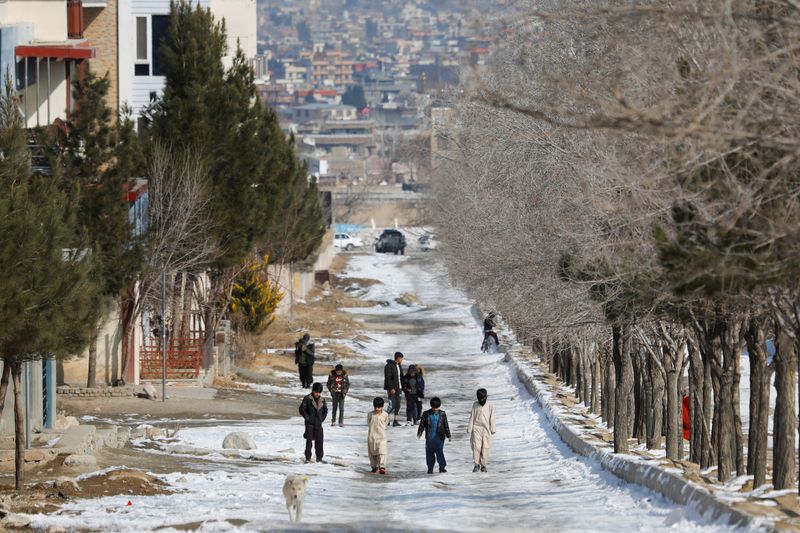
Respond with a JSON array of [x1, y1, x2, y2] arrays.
[[504, 344, 761, 529]]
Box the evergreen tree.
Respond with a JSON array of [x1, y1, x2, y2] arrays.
[[62, 66, 143, 387], [342, 84, 367, 110], [0, 80, 99, 489]]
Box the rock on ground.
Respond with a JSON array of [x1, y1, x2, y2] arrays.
[[55, 415, 79, 430], [395, 292, 423, 306], [222, 432, 257, 450], [63, 454, 97, 467], [140, 384, 158, 400]]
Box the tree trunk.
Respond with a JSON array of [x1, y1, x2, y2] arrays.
[[720, 319, 745, 476], [613, 324, 633, 454], [86, 333, 98, 388], [744, 319, 770, 488], [591, 350, 601, 414], [604, 346, 616, 429], [647, 351, 664, 450], [773, 329, 797, 490], [632, 348, 645, 444], [703, 340, 716, 467], [688, 336, 713, 467], [12, 359, 24, 490], [0, 363, 10, 423]]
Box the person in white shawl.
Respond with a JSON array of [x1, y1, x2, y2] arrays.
[[467, 388, 496, 472]]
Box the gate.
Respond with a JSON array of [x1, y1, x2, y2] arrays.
[[139, 333, 205, 380]]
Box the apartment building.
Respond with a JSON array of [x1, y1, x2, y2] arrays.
[[0, 0, 99, 128], [117, 0, 257, 121]]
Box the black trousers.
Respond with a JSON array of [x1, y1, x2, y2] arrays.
[[299, 364, 314, 388], [304, 424, 324, 461]]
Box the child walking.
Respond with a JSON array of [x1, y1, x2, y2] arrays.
[[417, 397, 451, 474], [402, 364, 425, 425], [327, 364, 350, 427], [468, 388, 496, 472], [299, 383, 328, 463], [367, 397, 389, 474]]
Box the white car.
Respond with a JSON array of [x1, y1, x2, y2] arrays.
[[418, 235, 438, 251], [334, 233, 364, 251]]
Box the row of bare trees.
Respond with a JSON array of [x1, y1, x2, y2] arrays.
[[432, 0, 800, 492]]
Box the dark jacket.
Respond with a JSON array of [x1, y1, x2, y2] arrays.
[[383, 359, 404, 392], [326, 370, 350, 395], [402, 371, 424, 397], [299, 394, 328, 427], [417, 409, 451, 441], [295, 340, 315, 366], [483, 316, 496, 332]]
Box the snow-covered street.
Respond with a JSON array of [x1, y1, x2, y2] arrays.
[[28, 253, 742, 532]]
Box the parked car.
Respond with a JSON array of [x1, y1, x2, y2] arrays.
[[375, 229, 406, 255], [418, 235, 438, 251], [334, 233, 364, 251]]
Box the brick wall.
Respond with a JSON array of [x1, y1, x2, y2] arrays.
[[83, 1, 118, 117]]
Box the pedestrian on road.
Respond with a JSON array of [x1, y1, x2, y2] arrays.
[[367, 397, 389, 474], [402, 364, 425, 425], [417, 397, 451, 474], [327, 364, 350, 427], [295, 333, 316, 388], [467, 388, 496, 472], [383, 352, 404, 427], [299, 382, 327, 463]]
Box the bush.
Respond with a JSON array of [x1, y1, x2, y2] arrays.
[[230, 255, 283, 333]]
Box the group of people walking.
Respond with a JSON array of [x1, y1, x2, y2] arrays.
[[296, 335, 497, 475]]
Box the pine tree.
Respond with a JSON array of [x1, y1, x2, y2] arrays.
[[0, 80, 100, 490], [62, 66, 143, 387]]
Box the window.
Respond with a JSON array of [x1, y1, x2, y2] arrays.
[[151, 15, 170, 77], [136, 17, 147, 61], [134, 15, 170, 77], [135, 16, 149, 76]]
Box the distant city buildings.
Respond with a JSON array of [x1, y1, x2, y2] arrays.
[[257, 0, 508, 186]]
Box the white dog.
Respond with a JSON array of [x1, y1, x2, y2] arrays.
[[282, 475, 309, 523]]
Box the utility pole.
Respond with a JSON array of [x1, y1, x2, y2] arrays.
[[161, 269, 167, 402]]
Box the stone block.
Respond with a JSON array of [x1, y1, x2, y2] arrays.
[[23, 450, 44, 462], [222, 431, 257, 450], [63, 454, 96, 467], [55, 425, 97, 455]]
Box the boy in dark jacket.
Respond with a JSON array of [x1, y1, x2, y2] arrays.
[[326, 364, 350, 427], [417, 397, 451, 473], [383, 352, 404, 427], [402, 364, 425, 425], [299, 382, 328, 463]]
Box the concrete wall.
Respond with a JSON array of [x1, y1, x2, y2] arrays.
[[60, 304, 123, 386], [84, 0, 119, 116], [271, 230, 335, 316], [210, 0, 256, 69], [0, 0, 68, 41], [0, 360, 45, 437]]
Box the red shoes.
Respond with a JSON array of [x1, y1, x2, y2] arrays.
[[378, 468, 386, 475]]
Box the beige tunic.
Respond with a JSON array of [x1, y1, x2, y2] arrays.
[[467, 402, 496, 466], [367, 410, 389, 468]]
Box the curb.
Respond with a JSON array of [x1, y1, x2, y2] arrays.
[[503, 347, 761, 530]]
